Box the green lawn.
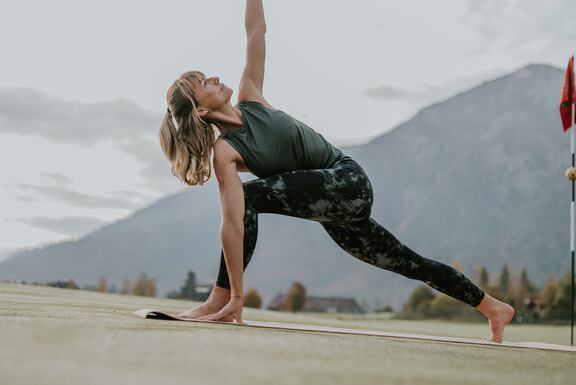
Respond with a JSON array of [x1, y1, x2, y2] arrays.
[[1, 282, 574, 385]]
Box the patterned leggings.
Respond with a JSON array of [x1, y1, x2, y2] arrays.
[[215, 157, 485, 308]]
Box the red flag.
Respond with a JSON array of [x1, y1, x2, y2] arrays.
[[560, 55, 575, 131]]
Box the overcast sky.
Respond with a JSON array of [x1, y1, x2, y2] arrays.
[[0, 0, 575, 255]]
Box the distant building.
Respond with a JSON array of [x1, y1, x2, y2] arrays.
[[267, 293, 365, 314]]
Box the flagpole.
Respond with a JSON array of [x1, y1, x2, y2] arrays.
[[562, 56, 575, 346], [572, 102, 575, 346]]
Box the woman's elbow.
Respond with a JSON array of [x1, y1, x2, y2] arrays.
[[221, 219, 244, 234], [246, 23, 266, 35]]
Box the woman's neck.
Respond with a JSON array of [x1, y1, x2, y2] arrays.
[[207, 104, 243, 135]]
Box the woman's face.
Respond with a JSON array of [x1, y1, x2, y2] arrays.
[[194, 75, 233, 111]]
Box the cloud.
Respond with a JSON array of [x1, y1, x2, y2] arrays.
[[7, 169, 152, 209], [461, 0, 576, 54], [39, 172, 74, 186], [9, 182, 142, 210], [0, 86, 184, 195], [114, 135, 189, 193], [5, 216, 109, 237], [0, 87, 158, 145], [13, 195, 37, 203]]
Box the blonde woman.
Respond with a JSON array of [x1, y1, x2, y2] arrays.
[[158, 0, 515, 343]]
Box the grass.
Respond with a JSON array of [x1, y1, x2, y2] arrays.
[[1, 282, 575, 385]]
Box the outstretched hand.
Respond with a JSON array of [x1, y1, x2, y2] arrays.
[[197, 296, 246, 325]]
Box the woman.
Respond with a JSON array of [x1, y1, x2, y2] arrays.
[[158, 0, 515, 343]]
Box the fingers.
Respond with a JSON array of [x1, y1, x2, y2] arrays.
[[231, 311, 245, 324]]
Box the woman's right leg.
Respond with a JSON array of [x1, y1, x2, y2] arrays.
[[319, 217, 515, 342], [319, 218, 486, 307]]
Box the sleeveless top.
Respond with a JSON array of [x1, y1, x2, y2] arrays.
[[221, 100, 350, 178]]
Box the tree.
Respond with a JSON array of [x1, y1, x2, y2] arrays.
[[478, 266, 489, 288], [452, 259, 463, 273], [65, 280, 79, 290], [244, 288, 262, 308], [499, 263, 510, 298], [429, 294, 466, 319], [552, 269, 576, 320], [121, 279, 131, 295], [520, 268, 537, 295], [541, 275, 558, 308], [179, 271, 197, 300], [166, 271, 202, 300], [540, 274, 558, 321], [404, 285, 436, 316], [131, 272, 157, 297], [376, 304, 394, 313], [508, 267, 538, 316], [284, 281, 306, 312], [98, 277, 108, 293], [484, 284, 504, 301]]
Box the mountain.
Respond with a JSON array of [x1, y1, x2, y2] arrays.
[[0, 63, 570, 311], [0, 248, 22, 263], [343, 63, 570, 306]]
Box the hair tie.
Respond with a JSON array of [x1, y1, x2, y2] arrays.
[[166, 108, 171, 114]]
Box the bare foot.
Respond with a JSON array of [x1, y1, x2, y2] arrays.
[[475, 293, 515, 343], [177, 284, 231, 320]]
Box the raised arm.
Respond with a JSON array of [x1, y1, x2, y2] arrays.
[[238, 0, 268, 104]]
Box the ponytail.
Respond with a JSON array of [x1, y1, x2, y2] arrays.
[[158, 71, 218, 186]]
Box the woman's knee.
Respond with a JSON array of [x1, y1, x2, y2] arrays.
[[353, 182, 373, 220]]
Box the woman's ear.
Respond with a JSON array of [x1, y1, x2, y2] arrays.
[[197, 106, 209, 118]]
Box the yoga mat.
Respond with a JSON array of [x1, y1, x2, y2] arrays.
[[134, 309, 576, 353]]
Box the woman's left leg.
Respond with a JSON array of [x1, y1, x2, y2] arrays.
[[321, 217, 515, 342], [214, 161, 374, 290]]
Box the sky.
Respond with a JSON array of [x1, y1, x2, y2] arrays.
[[0, 0, 575, 256]]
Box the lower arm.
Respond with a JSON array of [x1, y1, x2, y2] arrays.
[[245, 0, 266, 34], [220, 222, 244, 297]]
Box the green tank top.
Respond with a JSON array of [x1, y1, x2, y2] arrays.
[[221, 100, 349, 178]]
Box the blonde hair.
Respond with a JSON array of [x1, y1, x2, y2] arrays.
[[159, 70, 220, 186]]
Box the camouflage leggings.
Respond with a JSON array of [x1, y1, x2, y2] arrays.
[[215, 157, 485, 307]]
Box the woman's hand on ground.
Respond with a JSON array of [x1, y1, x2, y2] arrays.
[[197, 296, 245, 324]]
